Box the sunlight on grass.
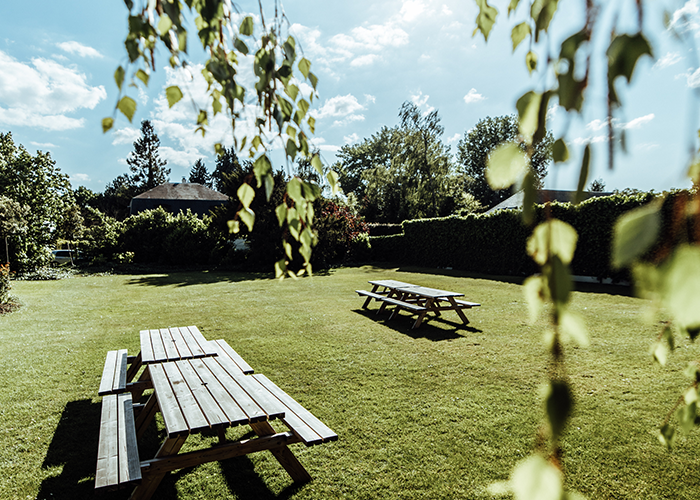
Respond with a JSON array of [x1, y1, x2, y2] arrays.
[[0, 266, 699, 499]]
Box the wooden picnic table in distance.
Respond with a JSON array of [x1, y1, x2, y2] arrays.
[[356, 281, 480, 329]]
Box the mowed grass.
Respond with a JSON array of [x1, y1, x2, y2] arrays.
[[1, 265, 699, 500]]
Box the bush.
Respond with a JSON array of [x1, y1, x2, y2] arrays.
[[311, 199, 369, 268]]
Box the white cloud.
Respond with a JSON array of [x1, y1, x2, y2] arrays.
[[344, 133, 360, 144], [401, 0, 427, 22], [654, 52, 682, 69], [71, 173, 90, 183], [670, 0, 700, 32], [159, 146, 203, 168], [446, 133, 461, 143], [351, 54, 380, 67], [314, 94, 365, 119], [686, 67, 700, 87], [586, 114, 654, 132], [623, 113, 654, 129], [0, 50, 106, 131], [442, 4, 453, 16], [364, 94, 376, 104], [56, 41, 103, 58], [463, 88, 486, 104], [410, 91, 435, 113], [111, 127, 141, 146], [29, 141, 57, 148]]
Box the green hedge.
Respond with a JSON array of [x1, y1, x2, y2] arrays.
[[369, 191, 671, 279]]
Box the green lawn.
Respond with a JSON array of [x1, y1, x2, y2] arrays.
[[1, 265, 699, 499]]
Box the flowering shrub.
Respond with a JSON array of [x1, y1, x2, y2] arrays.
[[312, 199, 369, 268]]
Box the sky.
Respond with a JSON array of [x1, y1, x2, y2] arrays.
[[1, 0, 699, 195]]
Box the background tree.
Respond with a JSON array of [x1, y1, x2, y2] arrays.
[[0, 195, 29, 266], [456, 115, 553, 208], [212, 147, 246, 193], [126, 120, 170, 191], [189, 159, 212, 187], [97, 174, 138, 220], [335, 102, 472, 223], [589, 178, 606, 192], [0, 132, 75, 270]]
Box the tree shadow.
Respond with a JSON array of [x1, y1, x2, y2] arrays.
[[123, 268, 332, 288], [352, 308, 482, 341]]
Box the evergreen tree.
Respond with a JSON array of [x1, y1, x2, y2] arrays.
[[212, 146, 246, 192], [126, 120, 170, 191], [189, 159, 212, 187]]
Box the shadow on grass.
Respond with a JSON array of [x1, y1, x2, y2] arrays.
[[37, 399, 122, 500], [123, 268, 333, 288], [352, 308, 482, 341]]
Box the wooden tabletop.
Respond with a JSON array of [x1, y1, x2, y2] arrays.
[[148, 356, 288, 437], [140, 326, 218, 364], [396, 286, 464, 299], [367, 279, 418, 289]]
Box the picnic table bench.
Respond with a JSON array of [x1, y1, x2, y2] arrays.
[[95, 326, 337, 498], [357, 279, 481, 329]]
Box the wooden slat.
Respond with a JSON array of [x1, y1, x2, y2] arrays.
[[188, 325, 218, 357], [95, 394, 118, 488], [212, 340, 254, 374], [177, 360, 229, 428], [190, 358, 250, 426], [117, 393, 142, 484], [139, 330, 154, 363], [252, 374, 337, 445], [163, 361, 209, 431], [148, 363, 189, 436], [98, 351, 118, 396], [202, 357, 268, 422], [170, 327, 193, 359], [160, 328, 179, 361], [180, 326, 205, 358], [115, 349, 128, 392], [231, 373, 287, 420], [150, 330, 167, 363]]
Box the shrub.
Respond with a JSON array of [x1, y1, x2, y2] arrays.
[[311, 199, 369, 268]]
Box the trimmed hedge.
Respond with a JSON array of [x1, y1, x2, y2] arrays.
[[369, 191, 674, 279]]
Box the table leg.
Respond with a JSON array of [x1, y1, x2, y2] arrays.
[[135, 392, 159, 441], [126, 352, 143, 382], [362, 284, 380, 309], [449, 297, 470, 325], [413, 298, 434, 329], [250, 421, 312, 483], [130, 434, 187, 500]]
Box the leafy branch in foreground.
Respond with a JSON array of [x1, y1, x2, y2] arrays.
[[106, 0, 338, 276], [475, 0, 699, 498]]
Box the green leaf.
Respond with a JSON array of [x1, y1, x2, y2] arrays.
[[309, 72, 319, 90], [238, 207, 255, 232], [239, 16, 254, 36], [660, 245, 700, 334], [237, 183, 255, 210], [545, 255, 572, 307], [611, 202, 661, 269], [511, 22, 531, 51], [658, 423, 675, 450], [165, 85, 183, 108], [157, 14, 172, 37], [227, 219, 240, 234], [545, 380, 573, 440], [102, 117, 114, 133], [560, 310, 589, 346], [527, 219, 578, 266], [114, 66, 125, 90], [574, 145, 590, 204], [278, 96, 294, 119], [522, 170, 537, 226], [526, 51, 538, 73], [197, 109, 208, 126], [264, 174, 274, 201], [234, 37, 249, 55], [553, 138, 569, 163], [511, 455, 563, 500], [275, 259, 286, 279], [531, 0, 559, 40], [327, 170, 340, 195], [287, 177, 303, 204], [508, 0, 521, 15], [516, 91, 541, 142], [607, 33, 653, 85], [311, 154, 323, 176], [253, 154, 272, 187], [308, 116, 316, 134], [473, 0, 499, 42], [135, 69, 149, 86], [298, 58, 311, 79], [285, 83, 299, 101], [275, 203, 287, 227], [486, 142, 528, 189], [285, 138, 298, 160], [523, 275, 546, 323], [117, 96, 136, 122]]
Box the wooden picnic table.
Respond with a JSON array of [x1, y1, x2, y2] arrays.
[[95, 328, 337, 499], [356, 280, 480, 329]]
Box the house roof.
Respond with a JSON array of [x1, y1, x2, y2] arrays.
[[486, 189, 614, 214], [132, 182, 228, 201]]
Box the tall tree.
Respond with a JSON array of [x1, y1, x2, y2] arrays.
[[335, 102, 470, 223], [212, 147, 246, 193], [189, 159, 212, 187], [126, 120, 170, 191], [456, 115, 553, 208]]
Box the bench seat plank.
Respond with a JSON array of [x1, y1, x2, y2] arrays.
[[251, 374, 337, 446], [98, 349, 128, 396], [356, 290, 427, 312], [96, 393, 141, 490], [454, 299, 481, 307]]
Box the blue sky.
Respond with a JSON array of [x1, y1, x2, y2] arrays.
[[0, 0, 698, 194]]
